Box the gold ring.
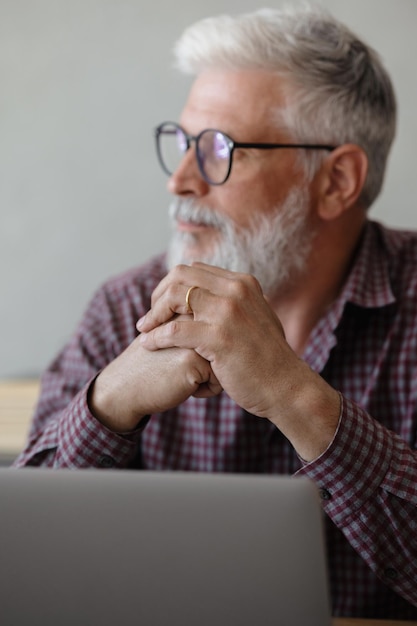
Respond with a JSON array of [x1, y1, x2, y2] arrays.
[[185, 285, 198, 314]]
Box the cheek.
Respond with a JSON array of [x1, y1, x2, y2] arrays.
[[218, 180, 282, 228], [215, 185, 257, 229], [211, 154, 304, 229]]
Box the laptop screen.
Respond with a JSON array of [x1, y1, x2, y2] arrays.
[[0, 469, 331, 626]]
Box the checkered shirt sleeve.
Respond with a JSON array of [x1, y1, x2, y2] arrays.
[[297, 394, 417, 608]]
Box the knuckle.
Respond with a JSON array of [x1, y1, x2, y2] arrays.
[[187, 361, 208, 386], [165, 283, 179, 301], [233, 273, 261, 295], [178, 350, 205, 379], [170, 263, 189, 280], [177, 347, 195, 364], [226, 280, 244, 304], [221, 296, 240, 318], [166, 319, 181, 337], [229, 277, 248, 299], [221, 273, 262, 314], [244, 273, 262, 292]]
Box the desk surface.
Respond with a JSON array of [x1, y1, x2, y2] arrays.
[[333, 617, 417, 626], [0, 379, 39, 462]]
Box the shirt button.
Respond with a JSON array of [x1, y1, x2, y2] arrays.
[[98, 455, 115, 468], [319, 488, 332, 501], [384, 567, 398, 580]]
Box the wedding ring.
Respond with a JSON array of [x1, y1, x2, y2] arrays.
[[185, 285, 198, 314]]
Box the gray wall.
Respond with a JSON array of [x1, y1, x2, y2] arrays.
[[1, 0, 416, 378]]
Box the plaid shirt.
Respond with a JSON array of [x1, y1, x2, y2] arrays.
[[14, 220, 417, 619]]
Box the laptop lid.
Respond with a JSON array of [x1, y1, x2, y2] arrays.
[[0, 469, 331, 626]]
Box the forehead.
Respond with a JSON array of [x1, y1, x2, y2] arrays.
[[180, 69, 290, 139]]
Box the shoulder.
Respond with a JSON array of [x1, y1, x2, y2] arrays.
[[371, 221, 417, 295], [373, 220, 417, 255]]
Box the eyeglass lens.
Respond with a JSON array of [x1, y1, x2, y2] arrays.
[[157, 123, 232, 184], [156, 124, 185, 177], [196, 130, 231, 184]]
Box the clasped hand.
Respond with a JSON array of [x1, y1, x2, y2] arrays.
[[138, 262, 297, 420], [137, 262, 341, 461], [90, 261, 339, 459]]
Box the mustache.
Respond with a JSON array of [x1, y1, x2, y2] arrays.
[[169, 198, 229, 230]]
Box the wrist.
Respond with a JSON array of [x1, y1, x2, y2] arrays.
[[87, 374, 147, 433], [268, 366, 341, 462]]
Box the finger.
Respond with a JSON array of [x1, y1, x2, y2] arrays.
[[185, 285, 198, 314], [139, 265, 235, 332], [192, 381, 223, 398], [191, 261, 251, 282], [191, 262, 264, 294], [136, 267, 209, 331], [190, 261, 242, 279], [192, 365, 223, 398], [139, 318, 209, 353], [149, 263, 219, 306], [149, 264, 190, 307], [138, 285, 209, 332], [137, 263, 265, 334]]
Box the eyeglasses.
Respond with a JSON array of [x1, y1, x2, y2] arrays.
[[154, 121, 337, 186]]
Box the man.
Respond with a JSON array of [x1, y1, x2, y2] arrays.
[[14, 5, 417, 619]]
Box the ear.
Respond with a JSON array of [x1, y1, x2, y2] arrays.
[[314, 144, 368, 221]]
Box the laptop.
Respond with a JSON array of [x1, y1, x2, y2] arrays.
[[0, 469, 331, 626]]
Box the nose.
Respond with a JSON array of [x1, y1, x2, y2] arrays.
[[167, 146, 210, 198]]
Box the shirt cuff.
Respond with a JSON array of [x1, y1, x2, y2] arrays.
[[54, 381, 143, 468], [295, 393, 393, 524]]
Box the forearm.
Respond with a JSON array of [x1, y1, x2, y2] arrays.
[[297, 394, 417, 607], [266, 364, 341, 462], [13, 379, 141, 468]]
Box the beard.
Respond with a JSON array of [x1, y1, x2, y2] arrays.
[[167, 186, 315, 297]]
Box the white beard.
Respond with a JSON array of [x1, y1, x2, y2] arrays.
[[167, 186, 315, 296]]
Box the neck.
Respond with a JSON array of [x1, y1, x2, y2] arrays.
[[269, 215, 367, 356]]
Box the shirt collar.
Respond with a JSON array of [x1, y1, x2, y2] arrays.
[[303, 220, 396, 372], [335, 219, 396, 311]]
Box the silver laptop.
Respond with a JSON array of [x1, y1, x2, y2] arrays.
[[0, 469, 331, 626]]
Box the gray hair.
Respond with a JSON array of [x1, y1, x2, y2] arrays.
[[174, 4, 397, 209]]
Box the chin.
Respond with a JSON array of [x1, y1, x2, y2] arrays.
[[167, 233, 219, 269], [168, 246, 209, 270]]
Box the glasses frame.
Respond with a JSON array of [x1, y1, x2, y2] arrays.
[[154, 121, 337, 186]]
